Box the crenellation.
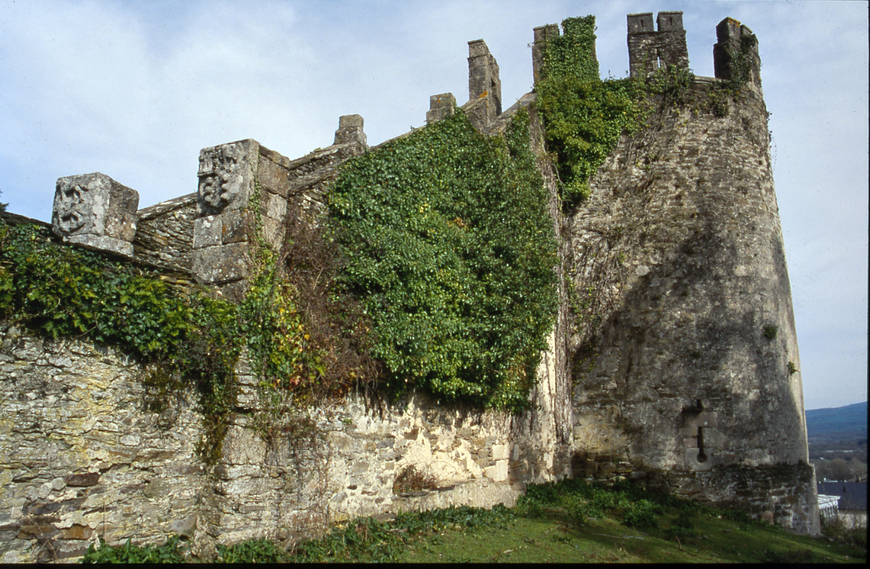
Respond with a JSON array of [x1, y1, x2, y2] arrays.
[[656, 11, 684, 32], [626, 12, 654, 34], [714, 17, 762, 91], [333, 114, 368, 147], [426, 93, 456, 125], [627, 11, 689, 78], [531, 24, 560, 82], [465, 39, 502, 130]]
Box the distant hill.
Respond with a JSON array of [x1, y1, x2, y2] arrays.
[[806, 402, 867, 438]]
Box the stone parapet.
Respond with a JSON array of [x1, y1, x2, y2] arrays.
[[133, 193, 196, 274]]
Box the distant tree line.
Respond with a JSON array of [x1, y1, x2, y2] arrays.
[[813, 457, 867, 482]]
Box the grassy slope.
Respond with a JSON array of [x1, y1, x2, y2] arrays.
[[277, 479, 866, 564], [393, 508, 863, 564]]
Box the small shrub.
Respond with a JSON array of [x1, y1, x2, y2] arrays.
[[393, 465, 438, 494], [216, 538, 289, 563], [763, 325, 778, 340], [565, 500, 591, 527], [81, 535, 186, 564], [622, 499, 662, 529], [665, 511, 697, 538], [762, 547, 825, 563], [821, 515, 867, 549]]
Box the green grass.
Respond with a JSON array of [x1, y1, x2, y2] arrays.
[[389, 480, 865, 564]]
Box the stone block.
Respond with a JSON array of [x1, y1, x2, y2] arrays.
[[220, 209, 251, 245], [491, 444, 508, 461], [693, 411, 718, 428], [59, 524, 92, 540], [701, 427, 726, 450], [197, 139, 258, 216], [627, 13, 654, 34], [484, 460, 508, 482], [191, 243, 251, 285], [684, 449, 714, 471], [222, 425, 267, 465], [52, 172, 139, 258], [65, 473, 100, 487], [257, 156, 289, 197], [193, 216, 222, 249], [426, 93, 456, 125], [262, 217, 285, 250], [263, 192, 287, 223], [657, 11, 683, 32]]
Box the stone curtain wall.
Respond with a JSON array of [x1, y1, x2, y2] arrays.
[[0, 325, 568, 562], [0, 325, 206, 563]]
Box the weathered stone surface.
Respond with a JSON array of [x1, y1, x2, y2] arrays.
[[0, 324, 206, 562], [627, 12, 689, 78], [52, 172, 139, 258], [565, 43, 814, 530], [191, 242, 251, 284], [133, 194, 196, 273], [714, 17, 762, 92], [0, 323, 569, 561], [426, 93, 456, 125], [464, 40, 501, 130], [196, 140, 258, 217], [333, 114, 367, 147], [1, 12, 817, 562]]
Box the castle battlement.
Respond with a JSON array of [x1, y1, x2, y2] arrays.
[[627, 11, 689, 78]]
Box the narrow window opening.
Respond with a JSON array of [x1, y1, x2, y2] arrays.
[[697, 426, 708, 463]]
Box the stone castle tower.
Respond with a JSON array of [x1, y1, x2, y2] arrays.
[[564, 12, 817, 532], [0, 11, 818, 563]]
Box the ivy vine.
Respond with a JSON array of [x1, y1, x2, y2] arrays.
[[328, 109, 558, 411], [534, 15, 645, 207]]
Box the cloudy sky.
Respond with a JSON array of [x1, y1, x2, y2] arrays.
[[0, 0, 866, 410]]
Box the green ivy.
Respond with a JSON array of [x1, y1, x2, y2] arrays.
[[329, 109, 558, 410], [535, 15, 644, 206], [0, 219, 317, 463], [0, 222, 189, 357]]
